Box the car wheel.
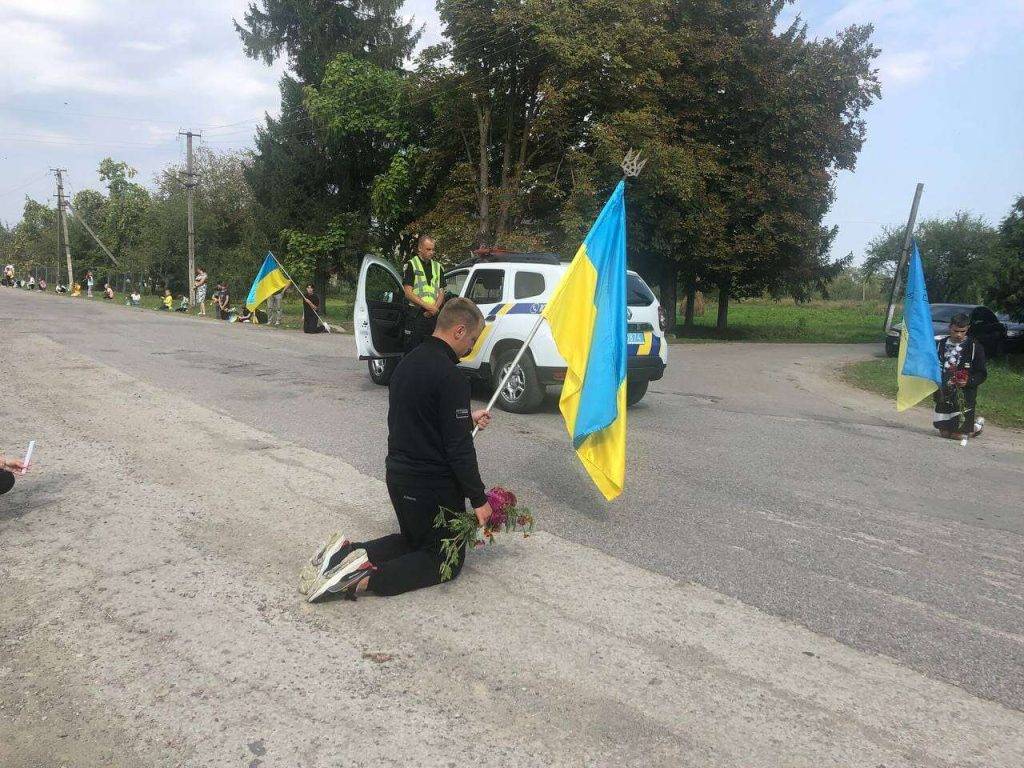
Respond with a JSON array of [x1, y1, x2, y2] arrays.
[[368, 357, 398, 386], [626, 380, 649, 407], [493, 348, 545, 414]]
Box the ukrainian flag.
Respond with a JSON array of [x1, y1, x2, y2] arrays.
[[246, 252, 290, 312], [896, 241, 942, 411], [543, 180, 628, 500]]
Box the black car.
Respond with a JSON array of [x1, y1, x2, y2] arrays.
[[885, 303, 1008, 358], [997, 313, 1024, 353]]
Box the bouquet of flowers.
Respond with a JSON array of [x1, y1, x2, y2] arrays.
[[944, 367, 971, 431], [433, 486, 534, 581]]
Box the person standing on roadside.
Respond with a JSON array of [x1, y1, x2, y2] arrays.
[[402, 235, 446, 352], [304, 298, 493, 602], [85, 271, 95, 298], [267, 286, 285, 327], [194, 267, 208, 317]]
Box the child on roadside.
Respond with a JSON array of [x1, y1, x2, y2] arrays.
[[175, 295, 190, 312], [933, 313, 988, 439], [160, 289, 173, 311]]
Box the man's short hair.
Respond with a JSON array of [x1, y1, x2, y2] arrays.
[[436, 297, 483, 332], [950, 312, 971, 328], [418, 234, 435, 248]]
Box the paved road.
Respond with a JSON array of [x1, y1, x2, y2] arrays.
[[4, 288, 1023, 715]]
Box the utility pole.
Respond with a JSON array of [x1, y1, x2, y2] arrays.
[[52, 168, 74, 289], [883, 183, 925, 334], [179, 130, 200, 305]]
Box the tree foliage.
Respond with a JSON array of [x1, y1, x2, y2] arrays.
[[864, 212, 1002, 304]]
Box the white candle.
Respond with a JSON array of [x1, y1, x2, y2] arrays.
[[21, 440, 34, 475]]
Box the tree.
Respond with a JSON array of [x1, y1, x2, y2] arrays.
[[991, 195, 1024, 320], [236, 0, 420, 297], [864, 212, 1002, 304], [96, 158, 151, 281]]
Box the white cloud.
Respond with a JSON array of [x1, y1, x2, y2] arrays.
[[877, 50, 933, 85], [815, 0, 1024, 90], [121, 41, 167, 53], [0, 0, 100, 22], [0, 19, 143, 96]]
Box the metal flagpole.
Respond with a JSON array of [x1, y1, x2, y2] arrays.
[[267, 253, 332, 333], [473, 150, 648, 438], [472, 314, 546, 437], [883, 183, 924, 335]]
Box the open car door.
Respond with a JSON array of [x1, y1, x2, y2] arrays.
[[354, 255, 406, 359]]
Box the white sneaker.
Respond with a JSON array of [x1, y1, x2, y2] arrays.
[[307, 549, 370, 603], [973, 417, 985, 436], [298, 532, 352, 595]]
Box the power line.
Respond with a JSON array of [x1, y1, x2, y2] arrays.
[[0, 171, 52, 199]]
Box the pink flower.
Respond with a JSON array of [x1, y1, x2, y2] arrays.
[[486, 486, 517, 517]]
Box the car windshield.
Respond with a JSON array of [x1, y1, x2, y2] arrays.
[[930, 305, 969, 323], [627, 274, 656, 307]]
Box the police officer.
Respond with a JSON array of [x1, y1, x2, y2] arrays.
[[402, 234, 446, 351], [306, 297, 494, 601]]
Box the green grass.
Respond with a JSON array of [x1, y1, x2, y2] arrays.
[[672, 299, 887, 343], [33, 289, 354, 333], [841, 354, 1024, 431]]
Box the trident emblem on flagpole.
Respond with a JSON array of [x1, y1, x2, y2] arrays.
[[621, 149, 648, 178]]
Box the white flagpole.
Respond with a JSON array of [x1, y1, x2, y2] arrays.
[[472, 314, 546, 437], [268, 253, 332, 333]]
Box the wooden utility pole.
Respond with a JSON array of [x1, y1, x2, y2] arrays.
[[883, 183, 924, 334], [179, 130, 200, 305], [52, 168, 74, 288]]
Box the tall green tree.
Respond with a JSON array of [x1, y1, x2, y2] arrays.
[[991, 195, 1024, 320], [236, 0, 420, 295]]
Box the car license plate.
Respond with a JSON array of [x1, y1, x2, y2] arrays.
[[627, 332, 645, 345]]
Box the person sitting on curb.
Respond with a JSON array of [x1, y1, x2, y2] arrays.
[[215, 283, 232, 320], [933, 312, 988, 440], [103, 283, 115, 300], [175, 295, 190, 312], [160, 289, 173, 311], [302, 298, 493, 602]]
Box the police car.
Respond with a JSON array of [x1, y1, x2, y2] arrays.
[[354, 252, 669, 413]]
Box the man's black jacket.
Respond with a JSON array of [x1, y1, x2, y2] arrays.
[[385, 336, 487, 508]]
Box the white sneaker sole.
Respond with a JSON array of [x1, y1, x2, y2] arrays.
[[310, 532, 351, 574], [307, 550, 368, 603]]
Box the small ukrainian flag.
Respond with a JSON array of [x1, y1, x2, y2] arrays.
[[246, 253, 290, 312], [543, 180, 628, 500]]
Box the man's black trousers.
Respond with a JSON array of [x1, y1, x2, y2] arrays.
[[352, 473, 467, 596]]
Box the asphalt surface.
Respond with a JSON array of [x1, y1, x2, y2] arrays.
[[4, 288, 1023, 715]]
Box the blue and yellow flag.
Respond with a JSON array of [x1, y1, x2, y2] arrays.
[[543, 180, 628, 500], [897, 241, 942, 411], [246, 252, 290, 312]]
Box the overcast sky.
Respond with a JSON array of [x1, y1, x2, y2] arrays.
[[1, 0, 1022, 263]]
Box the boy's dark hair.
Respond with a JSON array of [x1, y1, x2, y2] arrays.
[[950, 312, 971, 328]]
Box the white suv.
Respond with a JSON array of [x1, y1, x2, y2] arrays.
[[354, 253, 669, 413]]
